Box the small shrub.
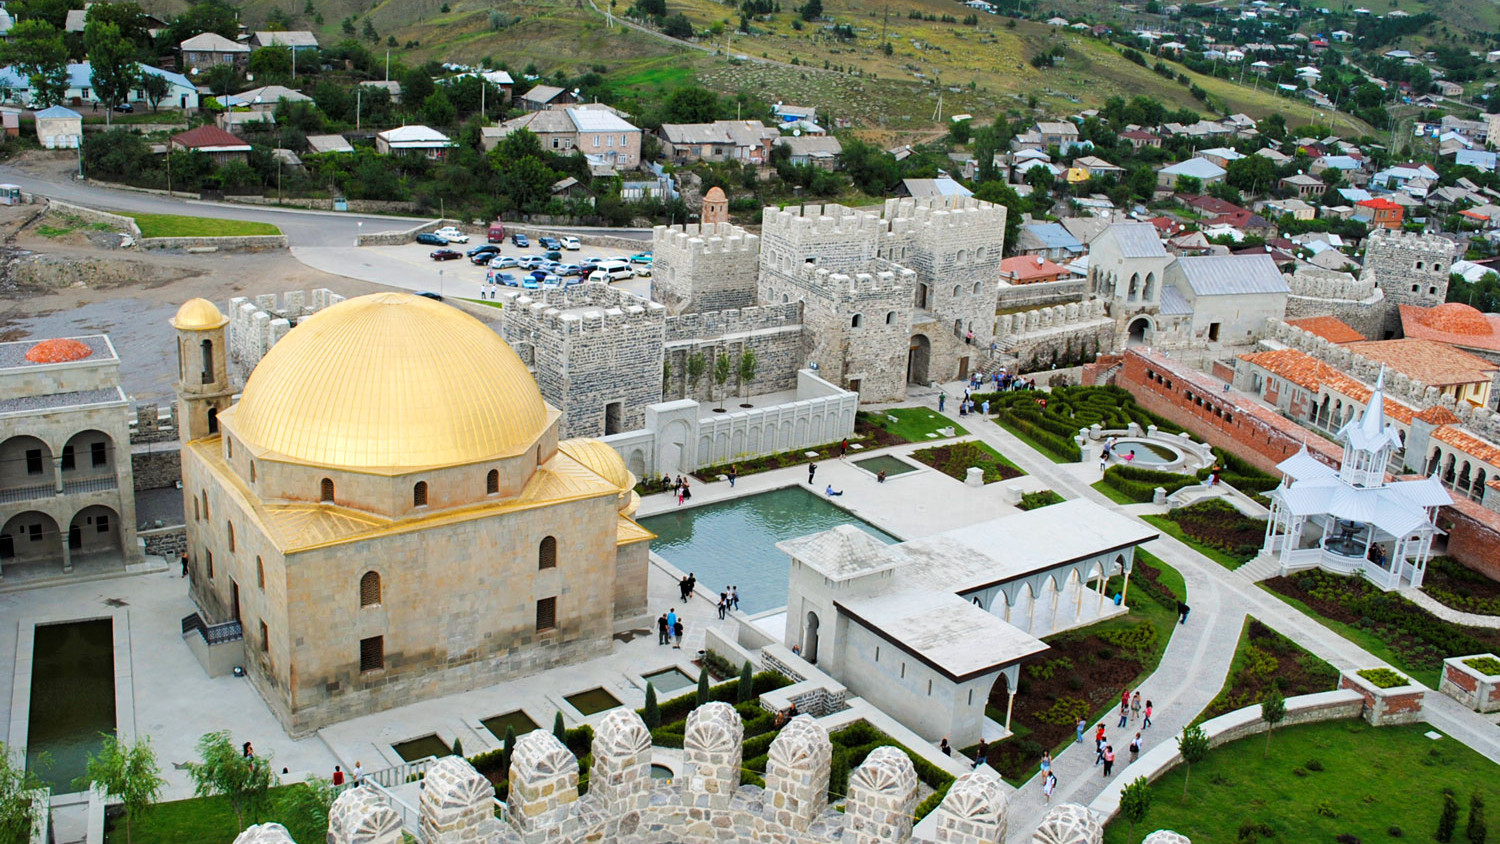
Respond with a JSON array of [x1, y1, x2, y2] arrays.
[[1439, 791, 1460, 842], [1465, 656, 1500, 676], [1315, 800, 1340, 818], [1388, 826, 1403, 837], [1337, 836, 1363, 844], [1306, 759, 1325, 772], [1018, 489, 1065, 510], [1357, 668, 1410, 689], [1293, 767, 1308, 777]]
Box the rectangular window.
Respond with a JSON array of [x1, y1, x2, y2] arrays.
[[91, 442, 107, 467], [25, 449, 42, 475], [360, 636, 383, 672], [28, 524, 42, 541], [96, 514, 109, 533], [259, 620, 269, 653], [593, 136, 600, 148], [206, 550, 213, 579], [61, 446, 75, 471], [536, 596, 557, 632]]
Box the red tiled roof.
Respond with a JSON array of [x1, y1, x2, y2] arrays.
[[171, 125, 251, 150], [1416, 405, 1462, 425], [1400, 304, 1500, 353], [1238, 347, 1420, 424], [1357, 197, 1401, 211], [1288, 316, 1365, 344], [998, 256, 1071, 283], [1344, 338, 1499, 387]]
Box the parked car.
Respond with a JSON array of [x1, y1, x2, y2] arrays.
[[557, 264, 585, 277], [633, 265, 653, 277], [467, 245, 501, 263], [489, 255, 519, 269], [430, 248, 462, 261], [538, 236, 562, 250], [416, 291, 444, 301], [113, 102, 134, 113], [415, 232, 448, 246], [487, 270, 519, 287], [487, 221, 506, 243], [434, 226, 469, 243], [511, 233, 530, 247], [544, 250, 562, 261], [560, 236, 580, 250], [588, 261, 635, 284], [629, 252, 653, 264], [516, 255, 546, 269], [581, 256, 603, 267]]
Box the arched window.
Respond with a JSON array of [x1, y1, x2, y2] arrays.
[[360, 571, 381, 607], [954, 319, 963, 337], [952, 284, 961, 298], [227, 521, 234, 552], [781, 293, 789, 303], [886, 311, 895, 325], [320, 478, 334, 502], [486, 469, 500, 495], [851, 313, 862, 328], [256, 557, 265, 589], [1416, 261, 1424, 270], [957, 249, 969, 263], [973, 282, 983, 295], [200, 339, 214, 385], [539, 535, 557, 570], [976, 246, 987, 261], [413, 481, 428, 507], [201, 491, 209, 520], [193, 497, 199, 521], [207, 407, 218, 435]]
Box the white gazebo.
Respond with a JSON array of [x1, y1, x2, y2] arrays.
[[1262, 370, 1451, 589]]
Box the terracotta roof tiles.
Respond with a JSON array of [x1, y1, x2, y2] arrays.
[[1287, 316, 1365, 344]]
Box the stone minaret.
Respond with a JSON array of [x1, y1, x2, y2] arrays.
[[170, 298, 234, 442]]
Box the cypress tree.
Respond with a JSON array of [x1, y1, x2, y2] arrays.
[[451, 737, 463, 759], [644, 682, 661, 728], [502, 726, 517, 778], [553, 711, 567, 745], [1439, 791, 1460, 843], [738, 661, 754, 704], [1469, 792, 1487, 844], [697, 665, 711, 707]]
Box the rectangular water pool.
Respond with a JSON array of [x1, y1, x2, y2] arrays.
[[853, 455, 921, 477], [565, 688, 623, 715], [481, 711, 539, 740], [28, 620, 115, 793], [392, 734, 451, 762], [643, 668, 696, 694], [639, 486, 896, 614]]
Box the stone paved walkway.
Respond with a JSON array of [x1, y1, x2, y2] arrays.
[[1402, 587, 1500, 629], [908, 385, 1500, 842]]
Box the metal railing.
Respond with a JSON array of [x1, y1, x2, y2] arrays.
[[180, 613, 243, 645], [362, 780, 424, 842], [63, 475, 117, 495], [361, 756, 437, 789], [0, 483, 55, 504]]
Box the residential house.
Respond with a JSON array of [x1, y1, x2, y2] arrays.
[[1460, 205, 1500, 229], [998, 255, 1071, 284], [170, 125, 252, 164], [494, 108, 641, 168], [1370, 162, 1438, 192], [657, 120, 779, 165], [360, 80, 402, 104], [1311, 155, 1367, 186], [216, 110, 273, 133], [773, 104, 817, 125], [1455, 149, 1498, 173], [1436, 80, 1464, 98], [1441, 114, 1488, 143], [305, 134, 354, 154], [63, 6, 89, 32], [180, 33, 250, 72], [1034, 120, 1082, 151], [0, 63, 198, 110], [1195, 147, 1244, 168], [1014, 222, 1085, 260], [375, 125, 453, 159], [1180, 195, 1273, 238], [1255, 147, 1292, 166], [518, 84, 575, 112], [1264, 197, 1316, 220], [0, 108, 18, 137], [777, 135, 843, 169], [1073, 155, 1125, 178], [1353, 197, 1403, 229], [250, 31, 320, 51], [1157, 157, 1226, 189], [1280, 173, 1325, 199], [1120, 129, 1161, 149], [34, 105, 81, 150], [232, 85, 312, 111]]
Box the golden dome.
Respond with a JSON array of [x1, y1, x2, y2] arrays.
[[228, 292, 550, 470], [171, 298, 229, 330], [558, 438, 637, 512]]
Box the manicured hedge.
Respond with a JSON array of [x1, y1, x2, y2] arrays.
[[1100, 464, 1200, 502]]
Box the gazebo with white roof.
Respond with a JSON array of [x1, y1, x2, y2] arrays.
[[1262, 369, 1451, 589]]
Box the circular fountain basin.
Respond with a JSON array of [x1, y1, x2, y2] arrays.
[[1111, 439, 1188, 471]]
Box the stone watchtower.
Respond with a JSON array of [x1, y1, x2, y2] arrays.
[[651, 222, 761, 315], [701, 186, 729, 226], [1361, 229, 1457, 336], [170, 298, 235, 442]]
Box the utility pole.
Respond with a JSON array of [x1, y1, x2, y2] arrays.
[[385, 51, 390, 81], [356, 86, 362, 131]]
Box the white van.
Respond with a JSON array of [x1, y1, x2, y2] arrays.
[[587, 260, 634, 283]]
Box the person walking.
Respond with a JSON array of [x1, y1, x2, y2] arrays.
[[1095, 723, 1106, 746], [728, 465, 738, 487], [1143, 701, 1153, 729], [839, 438, 849, 458], [1177, 602, 1191, 624], [1129, 732, 1142, 764], [940, 737, 951, 756], [657, 613, 669, 645], [1039, 750, 1051, 779], [938, 392, 946, 412], [672, 619, 684, 648], [1043, 772, 1057, 803], [681, 482, 691, 504], [1102, 745, 1115, 777], [808, 462, 817, 485], [1131, 691, 1143, 722], [730, 586, 739, 610], [973, 739, 987, 769], [181, 553, 189, 578], [332, 765, 344, 786], [717, 593, 728, 620], [1075, 718, 1086, 744], [666, 607, 678, 635], [352, 761, 363, 784], [687, 572, 697, 596], [1095, 735, 1107, 766], [1117, 703, 1129, 729]]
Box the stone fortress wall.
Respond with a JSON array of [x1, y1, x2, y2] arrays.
[[228, 289, 346, 385], [995, 300, 1116, 372], [235, 704, 1156, 844], [663, 301, 805, 403], [1281, 267, 1387, 340], [652, 221, 761, 315], [1360, 229, 1458, 335]]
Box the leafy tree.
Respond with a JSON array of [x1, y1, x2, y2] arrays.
[[0, 21, 70, 107], [423, 90, 456, 127], [713, 352, 731, 404], [84, 128, 152, 180], [1259, 688, 1285, 757], [249, 47, 293, 81], [1471, 793, 1487, 844], [162, 1, 241, 47], [643, 682, 661, 728], [1225, 154, 1276, 195], [838, 137, 901, 195], [277, 777, 335, 844], [661, 13, 694, 38], [636, 0, 667, 16], [799, 0, 822, 20], [84, 2, 153, 52], [141, 72, 171, 112], [1440, 791, 1460, 842], [0, 743, 44, 844], [361, 18, 379, 42], [737, 661, 754, 703], [737, 350, 758, 399], [696, 665, 711, 706], [553, 711, 567, 744], [6, 0, 75, 30], [85, 20, 141, 126], [402, 68, 436, 107], [184, 731, 277, 831], [1176, 724, 1209, 800], [203, 63, 240, 99], [664, 86, 719, 123], [1118, 777, 1152, 844], [949, 118, 972, 145], [76, 734, 167, 844]]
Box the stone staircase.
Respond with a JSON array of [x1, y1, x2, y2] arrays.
[[1236, 553, 1284, 583]]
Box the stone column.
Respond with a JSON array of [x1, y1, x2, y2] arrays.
[[419, 756, 500, 844], [933, 767, 1008, 843], [763, 715, 832, 830], [681, 700, 742, 809], [1030, 803, 1103, 844], [588, 708, 654, 830], [506, 731, 580, 842], [844, 746, 917, 844], [231, 824, 297, 844], [327, 786, 402, 844]]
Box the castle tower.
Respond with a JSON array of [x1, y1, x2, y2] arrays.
[[1361, 229, 1455, 337], [170, 298, 235, 443], [701, 186, 728, 226], [1336, 367, 1403, 488], [651, 221, 760, 315]]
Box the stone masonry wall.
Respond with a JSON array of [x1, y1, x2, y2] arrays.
[[140, 235, 288, 252], [228, 290, 345, 385], [995, 278, 1086, 311], [652, 222, 761, 315], [140, 526, 186, 559], [131, 446, 180, 490], [1361, 229, 1457, 334], [663, 302, 804, 402]]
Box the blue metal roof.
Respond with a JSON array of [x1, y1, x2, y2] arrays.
[[1022, 222, 1083, 252]]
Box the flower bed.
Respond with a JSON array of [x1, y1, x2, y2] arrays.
[[1198, 618, 1340, 722], [1265, 571, 1500, 686], [910, 440, 1024, 484], [1152, 499, 1265, 564], [1465, 656, 1500, 676], [1356, 667, 1410, 689], [1420, 556, 1500, 616], [1018, 490, 1065, 511]]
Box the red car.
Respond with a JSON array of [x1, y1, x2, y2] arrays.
[[430, 249, 462, 261]]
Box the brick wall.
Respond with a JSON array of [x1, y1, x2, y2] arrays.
[[131, 446, 181, 490], [1441, 497, 1500, 579]]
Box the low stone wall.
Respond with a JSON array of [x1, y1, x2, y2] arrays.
[[1439, 654, 1500, 713], [355, 218, 460, 246], [757, 643, 849, 717], [130, 444, 180, 490], [1339, 669, 1426, 726], [1089, 689, 1364, 822], [45, 200, 141, 238], [139, 234, 288, 252], [996, 278, 1086, 310], [140, 526, 186, 560], [504, 223, 649, 252], [224, 196, 423, 215]]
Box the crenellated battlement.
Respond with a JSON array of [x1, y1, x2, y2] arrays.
[[498, 284, 666, 338], [653, 222, 761, 257], [784, 261, 917, 297], [227, 289, 345, 385], [762, 204, 891, 242], [665, 302, 803, 343], [1284, 268, 1380, 302], [1364, 227, 1458, 258]]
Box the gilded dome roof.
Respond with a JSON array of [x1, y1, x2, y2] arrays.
[[228, 292, 550, 470], [171, 298, 229, 330], [1423, 303, 1492, 336], [558, 438, 637, 512]]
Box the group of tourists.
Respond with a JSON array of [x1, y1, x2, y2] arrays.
[[656, 608, 685, 648], [1064, 689, 1153, 790], [660, 474, 693, 505]]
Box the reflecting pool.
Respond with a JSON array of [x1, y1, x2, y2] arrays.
[[28, 619, 115, 793]]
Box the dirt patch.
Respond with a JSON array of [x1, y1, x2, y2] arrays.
[[2, 252, 202, 293]]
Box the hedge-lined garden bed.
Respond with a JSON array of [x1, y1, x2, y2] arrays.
[[1018, 490, 1066, 510], [1421, 557, 1500, 617], [1143, 499, 1266, 569], [1197, 617, 1340, 723], [910, 440, 1025, 484]]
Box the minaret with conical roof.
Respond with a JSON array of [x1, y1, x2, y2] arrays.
[[170, 298, 234, 442], [1336, 366, 1403, 488]]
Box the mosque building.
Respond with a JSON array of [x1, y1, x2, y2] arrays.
[[171, 292, 653, 736]]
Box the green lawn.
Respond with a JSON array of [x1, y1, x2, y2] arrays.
[[1259, 582, 1444, 689], [460, 297, 504, 309], [991, 416, 1076, 464], [1090, 479, 1138, 506], [127, 213, 281, 238], [878, 407, 967, 442], [1102, 721, 1500, 844], [1141, 514, 1249, 571], [110, 785, 324, 844]]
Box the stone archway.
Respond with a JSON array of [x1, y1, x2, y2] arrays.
[[1, 511, 63, 574], [1126, 316, 1153, 347], [907, 334, 931, 385], [803, 611, 820, 663], [68, 505, 122, 561]]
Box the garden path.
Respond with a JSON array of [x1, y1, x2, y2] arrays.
[[1402, 588, 1500, 630], [921, 394, 1500, 842]]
